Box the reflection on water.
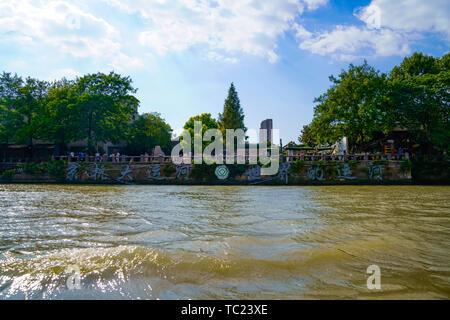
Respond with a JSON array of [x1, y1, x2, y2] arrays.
[[0, 184, 449, 299]]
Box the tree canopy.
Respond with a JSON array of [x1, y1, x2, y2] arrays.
[[218, 83, 246, 135], [388, 53, 449, 153], [298, 124, 316, 146], [0, 71, 173, 155], [75, 72, 138, 152], [307, 61, 390, 151], [126, 112, 173, 155], [183, 113, 220, 151], [302, 52, 449, 155]]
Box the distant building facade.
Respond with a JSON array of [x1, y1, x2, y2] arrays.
[[260, 119, 273, 143]]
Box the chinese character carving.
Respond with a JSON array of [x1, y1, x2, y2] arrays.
[[307, 166, 324, 181], [118, 165, 133, 181], [245, 165, 261, 181], [147, 164, 164, 180], [92, 164, 108, 181], [66, 163, 80, 181], [176, 164, 193, 180], [278, 163, 291, 184], [337, 163, 356, 180]]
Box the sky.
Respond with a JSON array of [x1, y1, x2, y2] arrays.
[[0, 0, 449, 144]]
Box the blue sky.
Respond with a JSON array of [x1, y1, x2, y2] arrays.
[[0, 0, 449, 143]]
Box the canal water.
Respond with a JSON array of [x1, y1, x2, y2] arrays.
[[0, 184, 449, 299]]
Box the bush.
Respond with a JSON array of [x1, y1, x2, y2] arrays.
[[291, 159, 304, 174], [46, 160, 67, 179], [1, 169, 16, 180], [325, 165, 338, 180], [228, 164, 247, 177], [162, 165, 176, 177], [21, 162, 41, 174], [400, 159, 413, 172], [190, 163, 216, 181]]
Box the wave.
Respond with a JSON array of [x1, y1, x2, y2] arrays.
[[1, 237, 449, 299]]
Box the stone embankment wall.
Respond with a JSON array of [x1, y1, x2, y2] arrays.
[[0, 160, 413, 185]]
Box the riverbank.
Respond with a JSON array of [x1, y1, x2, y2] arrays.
[[0, 160, 422, 185]]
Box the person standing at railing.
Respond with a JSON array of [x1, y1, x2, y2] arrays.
[[398, 147, 403, 160]]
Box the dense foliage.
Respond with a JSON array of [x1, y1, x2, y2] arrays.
[[126, 112, 173, 155], [218, 83, 246, 135], [0, 71, 172, 155], [301, 52, 449, 155], [183, 113, 220, 151]]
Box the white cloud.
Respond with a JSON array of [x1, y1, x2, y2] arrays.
[[0, 0, 332, 66], [103, 0, 327, 63], [47, 68, 82, 81], [295, 0, 450, 60], [298, 26, 411, 61], [0, 0, 142, 70], [303, 0, 328, 11], [356, 0, 450, 38], [2, 0, 445, 66], [0, 1, 117, 56], [292, 23, 312, 40]]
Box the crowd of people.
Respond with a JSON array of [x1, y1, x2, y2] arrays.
[[67, 151, 165, 163]]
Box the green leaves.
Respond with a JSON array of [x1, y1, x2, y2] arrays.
[[0, 71, 141, 154], [387, 53, 449, 153], [218, 83, 246, 134], [126, 112, 173, 155], [75, 72, 138, 151], [183, 113, 220, 151], [304, 52, 449, 155], [0, 72, 49, 145], [309, 61, 390, 150]]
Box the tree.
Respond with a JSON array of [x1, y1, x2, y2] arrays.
[[183, 113, 219, 151], [0, 72, 23, 144], [75, 72, 138, 153], [390, 52, 440, 79], [388, 52, 450, 153], [218, 83, 247, 135], [298, 124, 317, 146], [126, 112, 172, 155], [36, 79, 82, 153], [309, 61, 391, 151], [0, 105, 22, 145], [13, 77, 49, 159]]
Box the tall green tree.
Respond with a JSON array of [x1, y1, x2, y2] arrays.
[[126, 112, 172, 155], [36, 79, 82, 152], [298, 124, 317, 146], [75, 72, 138, 153], [183, 113, 220, 151], [310, 61, 391, 151], [218, 83, 247, 135], [0, 105, 22, 145], [0, 72, 23, 144], [14, 77, 49, 155], [388, 52, 450, 153], [390, 52, 440, 79]]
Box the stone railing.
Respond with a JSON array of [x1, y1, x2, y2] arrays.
[[0, 152, 411, 164]]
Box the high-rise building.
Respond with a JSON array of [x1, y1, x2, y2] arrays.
[[260, 119, 273, 143]]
